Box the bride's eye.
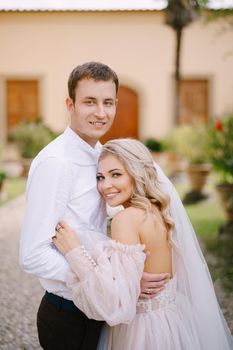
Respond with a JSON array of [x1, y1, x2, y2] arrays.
[[112, 172, 122, 178]]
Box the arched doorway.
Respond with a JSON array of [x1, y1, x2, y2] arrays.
[[100, 85, 138, 143]]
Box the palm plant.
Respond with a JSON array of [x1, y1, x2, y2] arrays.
[[165, 0, 200, 124]]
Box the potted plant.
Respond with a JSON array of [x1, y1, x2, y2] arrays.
[[0, 169, 6, 192], [169, 124, 212, 203], [0, 142, 7, 197], [10, 118, 58, 176], [0, 168, 7, 201], [209, 115, 233, 223], [144, 138, 163, 153], [145, 137, 187, 176], [144, 137, 164, 162]]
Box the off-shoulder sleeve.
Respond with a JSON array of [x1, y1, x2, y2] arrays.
[[65, 240, 146, 326]]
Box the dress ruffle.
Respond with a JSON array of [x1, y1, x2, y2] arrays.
[[103, 240, 145, 255], [65, 240, 146, 326]]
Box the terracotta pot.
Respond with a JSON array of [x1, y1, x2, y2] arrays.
[[152, 151, 186, 176], [186, 163, 212, 192], [216, 184, 233, 222], [0, 179, 8, 201]]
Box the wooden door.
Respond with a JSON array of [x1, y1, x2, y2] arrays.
[[179, 79, 209, 124], [7, 80, 39, 133], [100, 85, 138, 143]]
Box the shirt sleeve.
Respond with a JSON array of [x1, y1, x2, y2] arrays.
[[19, 156, 73, 281], [65, 241, 146, 326]]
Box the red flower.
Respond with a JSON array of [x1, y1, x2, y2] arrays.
[[215, 119, 223, 131]]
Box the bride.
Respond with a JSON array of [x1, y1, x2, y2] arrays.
[[53, 138, 232, 350]]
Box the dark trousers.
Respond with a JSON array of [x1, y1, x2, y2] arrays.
[[37, 294, 104, 350]]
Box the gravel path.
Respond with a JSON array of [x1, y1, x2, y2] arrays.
[[0, 196, 232, 349], [0, 196, 43, 350]]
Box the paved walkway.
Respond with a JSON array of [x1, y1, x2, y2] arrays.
[[0, 196, 43, 350], [0, 196, 232, 349]]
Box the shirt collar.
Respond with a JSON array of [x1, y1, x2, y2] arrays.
[[63, 126, 102, 166]]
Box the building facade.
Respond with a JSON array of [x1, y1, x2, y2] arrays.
[[0, 4, 233, 145]]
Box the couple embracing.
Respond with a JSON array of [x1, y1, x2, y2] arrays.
[[20, 62, 232, 350]]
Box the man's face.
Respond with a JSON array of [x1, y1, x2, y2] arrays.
[[66, 78, 118, 147]]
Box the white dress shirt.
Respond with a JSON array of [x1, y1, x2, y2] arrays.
[[20, 127, 107, 299]]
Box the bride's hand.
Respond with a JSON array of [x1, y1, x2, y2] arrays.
[[52, 220, 81, 255]]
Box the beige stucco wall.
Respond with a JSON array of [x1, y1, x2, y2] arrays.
[[0, 11, 233, 145]]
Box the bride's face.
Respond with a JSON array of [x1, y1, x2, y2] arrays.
[[97, 154, 134, 207]]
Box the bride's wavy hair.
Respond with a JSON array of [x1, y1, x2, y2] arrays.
[[99, 138, 174, 232]]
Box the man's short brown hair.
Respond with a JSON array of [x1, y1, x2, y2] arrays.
[[68, 62, 119, 102]]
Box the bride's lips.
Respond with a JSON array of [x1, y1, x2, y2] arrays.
[[103, 192, 119, 199]]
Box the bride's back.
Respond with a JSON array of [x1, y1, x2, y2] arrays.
[[138, 206, 172, 276], [111, 206, 173, 277]]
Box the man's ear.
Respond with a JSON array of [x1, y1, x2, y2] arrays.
[[66, 97, 74, 112], [115, 98, 118, 107]]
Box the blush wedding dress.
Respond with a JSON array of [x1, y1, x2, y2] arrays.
[[64, 164, 233, 350]]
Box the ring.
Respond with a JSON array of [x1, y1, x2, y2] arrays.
[[145, 288, 152, 294]]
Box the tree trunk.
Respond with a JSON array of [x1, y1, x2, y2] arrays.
[[175, 27, 182, 125]]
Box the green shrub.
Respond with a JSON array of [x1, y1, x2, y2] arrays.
[[0, 170, 6, 185], [165, 124, 211, 164], [144, 138, 163, 152], [10, 119, 59, 159]]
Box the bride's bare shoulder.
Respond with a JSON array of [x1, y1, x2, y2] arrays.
[[110, 207, 144, 244], [112, 207, 146, 226]]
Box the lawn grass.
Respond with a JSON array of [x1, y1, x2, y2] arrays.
[[0, 177, 26, 206], [174, 175, 226, 239]]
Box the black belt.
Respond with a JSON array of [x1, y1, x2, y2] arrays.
[[45, 291, 82, 314]]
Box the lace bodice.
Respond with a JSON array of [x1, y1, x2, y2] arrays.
[[136, 276, 177, 313]]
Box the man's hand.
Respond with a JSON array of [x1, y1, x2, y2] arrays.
[[140, 272, 170, 299]]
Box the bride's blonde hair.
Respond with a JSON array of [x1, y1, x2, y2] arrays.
[[99, 138, 174, 232]]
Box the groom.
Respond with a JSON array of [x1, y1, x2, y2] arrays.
[[20, 62, 169, 350]]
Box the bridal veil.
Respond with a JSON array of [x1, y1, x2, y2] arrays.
[[155, 163, 233, 349]]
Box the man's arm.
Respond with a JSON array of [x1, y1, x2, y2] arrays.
[[19, 157, 73, 282]]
